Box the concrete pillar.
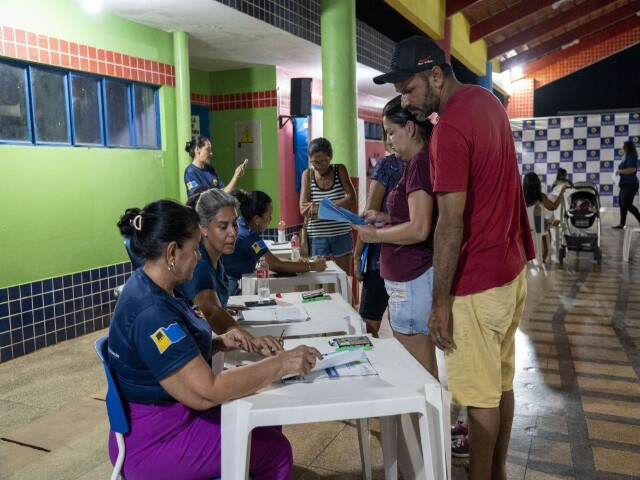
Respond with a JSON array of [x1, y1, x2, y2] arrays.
[[320, 0, 358, 173], [173, 31, 191, 202]]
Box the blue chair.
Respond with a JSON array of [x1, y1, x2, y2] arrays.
[[94, 336, 129, 480], [95, 336, 233, 480], [123, 237, 144, 269]]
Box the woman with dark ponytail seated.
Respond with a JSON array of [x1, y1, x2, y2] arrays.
[[222, 189, 327, 295], [183, 134, 246, 196], [109, 199, 321, 480]]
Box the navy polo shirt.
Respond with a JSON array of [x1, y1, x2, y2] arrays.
[[618, 154, 639, 187], [221, 217, 269, 280], [180, 243, 232, 308], [184, 163, 225, 196], [108, 269, 212, 404]]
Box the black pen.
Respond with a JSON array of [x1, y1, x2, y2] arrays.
[[278, 329, 285, 345]]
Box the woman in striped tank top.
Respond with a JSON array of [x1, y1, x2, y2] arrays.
[[300, 137, 357, 274]]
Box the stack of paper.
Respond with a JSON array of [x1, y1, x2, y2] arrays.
[[282, 350, 377, 383], [318, 197, 366, 225], [239, 304, 309, 324]]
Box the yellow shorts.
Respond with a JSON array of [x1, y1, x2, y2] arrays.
[[445, 267, 527, 408]]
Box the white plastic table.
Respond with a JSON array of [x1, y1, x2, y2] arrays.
[[221, 336, 450, 480], [240, 260, 350, 303], [229, 291, 363, 338]]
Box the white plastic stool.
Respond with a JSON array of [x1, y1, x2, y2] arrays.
[[622, 227, 640, 261]]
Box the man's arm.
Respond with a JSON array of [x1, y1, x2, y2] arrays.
[[429, 191, 466, 351]]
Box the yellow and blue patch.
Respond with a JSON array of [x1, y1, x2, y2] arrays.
[[212, 178, 218, 187], [252, 239, 267, 253], [150, 323, 186, 354]]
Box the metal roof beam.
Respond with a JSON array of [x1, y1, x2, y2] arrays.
[[488, 0, 619, 59], [500, 1, 640, 71], [470, 0, 558, 42]]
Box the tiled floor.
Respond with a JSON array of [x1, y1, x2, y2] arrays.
[[0, 209, 639, 479]]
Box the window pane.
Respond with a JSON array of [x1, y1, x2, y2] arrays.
[[105, 80, 132, 147], [0, 62, 30, 142], [32, 68, 70, 144], [134, 85, 158, 148], [71, 75, 102, 145]]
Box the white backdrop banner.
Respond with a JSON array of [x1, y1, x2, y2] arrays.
[[511, 112, 640, 207]]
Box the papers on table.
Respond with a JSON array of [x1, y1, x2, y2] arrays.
[[318, 197, 366, 225], [282, 350, 378, 383], [239, 304, 310, 324]]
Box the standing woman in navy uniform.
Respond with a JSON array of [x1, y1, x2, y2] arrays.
[[184, 134, 246, 196]]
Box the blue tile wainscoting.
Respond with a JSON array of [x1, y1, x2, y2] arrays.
[[0, 262, 134, 363], [0, 226, 304, 363]]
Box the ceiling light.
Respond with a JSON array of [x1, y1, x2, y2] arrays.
[[81, 0, 102, 14], [510, 66, 523, 78], [561, 39, 580, 49]]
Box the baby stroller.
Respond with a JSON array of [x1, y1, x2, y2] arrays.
[[559, 181, 602, 265]]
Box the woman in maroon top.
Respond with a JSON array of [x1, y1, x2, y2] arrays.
[[355, 96, 437, 377]]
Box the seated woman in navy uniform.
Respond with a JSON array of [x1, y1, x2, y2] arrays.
[[222, 189, 327, 295], [109, 199, 321, 479], [181, 189, 283, 353]]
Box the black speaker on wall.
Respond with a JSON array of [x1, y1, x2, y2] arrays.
[[290, 78, 312, 117]]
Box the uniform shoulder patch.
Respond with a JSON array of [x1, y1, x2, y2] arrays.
[[150, 323, 186, 354], [252, 239, 267, 253]]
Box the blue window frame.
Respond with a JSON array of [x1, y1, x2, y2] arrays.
[[0, 61, 32, 143], [30, 66, 71, 145], [70, 74, 104, 146], [104, 79, 133, 147], [0, 58, 160, 149]]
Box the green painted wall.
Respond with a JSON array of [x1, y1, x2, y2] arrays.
[[0, 0, 179, 287], [188, 66, 282, 225]]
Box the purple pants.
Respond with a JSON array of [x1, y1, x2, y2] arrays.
[[108, 402, 292, 480]]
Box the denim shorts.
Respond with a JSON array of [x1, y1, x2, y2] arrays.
[[384, 266, 434, 335], [309, 232, 354, 259]]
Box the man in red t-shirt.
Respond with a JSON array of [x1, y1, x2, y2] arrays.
[[374, 36, 534, 480]]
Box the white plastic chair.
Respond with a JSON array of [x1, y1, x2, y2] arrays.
[[623, 227, 640, 261], [527, 202, 549, 267]]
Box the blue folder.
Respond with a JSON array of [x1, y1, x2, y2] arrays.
[[318, 197, 366, 225]]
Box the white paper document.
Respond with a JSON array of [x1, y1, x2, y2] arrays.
[[282, 350, 378, 383], [239, 304, 309, 323]]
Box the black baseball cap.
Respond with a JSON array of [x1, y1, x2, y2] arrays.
[[373, 35, 446, 85]]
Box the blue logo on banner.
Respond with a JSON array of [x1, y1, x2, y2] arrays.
[[523, 163, 534, 172], [535, 152, 547, 163], [561, 128, 573, 139], [574, 161, 586, 173], [536, 129, 547, 140], [574, 116, 587, 126], [574, 139, 586, 150], [587, 150, 600, 161], [538, 174, 546, 185], [523, 119, 535, 130], [587, 172, 600, 183], [561, 151, 573, 161], [513, 130, 521, 139], [548, 162, 558, 173], [629, 112, 640, 124], [587, 126, 600, 138], [516, 152, 522, 164], [600, 160, 613, 172], [615, 125, 628, 136], [615, 149, 623, 161], [548, 117, 560, 128], [601, 137, 614, 149], [632, 136, 639, 144], [601, 114, 614, 125], [523, 141, 534, 152], [547, 140, 560, 151], [600, 184, 613, 196]]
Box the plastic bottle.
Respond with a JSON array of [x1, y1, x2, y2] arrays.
[[277, 220, 286, 244], [290, 231, 301, 261], [256, 256, 270, 302]]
